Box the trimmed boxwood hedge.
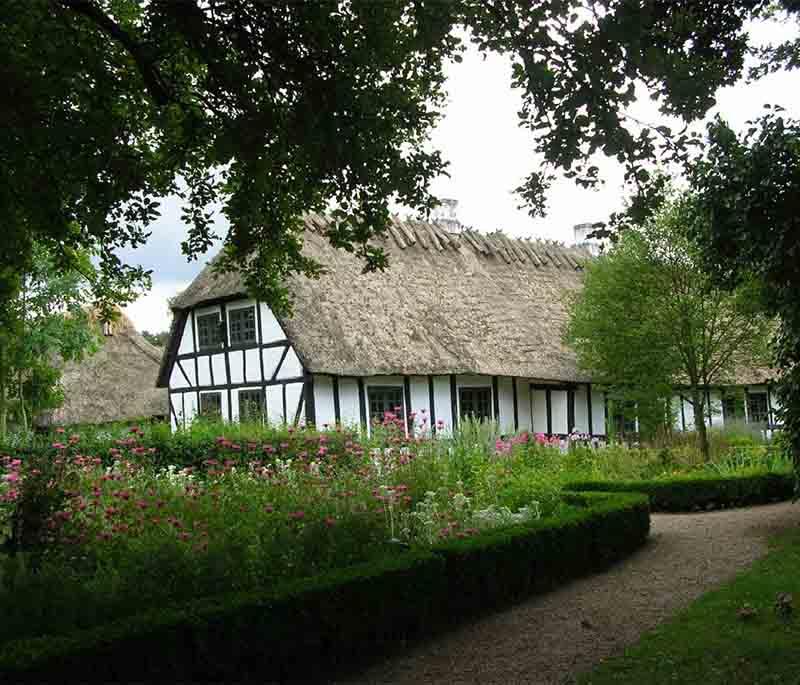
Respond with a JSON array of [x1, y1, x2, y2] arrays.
[[566, 472, 796, 512], [0, 492, 648, 682]]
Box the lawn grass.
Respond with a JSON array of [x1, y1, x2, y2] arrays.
[[581, 525, 800, 685]]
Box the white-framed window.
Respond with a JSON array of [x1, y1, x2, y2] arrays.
[[238, 388, 264, 422], [199, 391, 223, 419], [228, 305, 257, 346], [197, 311, 223, 351], [367, 385, 405, 424], [459, 386, 492, 422]]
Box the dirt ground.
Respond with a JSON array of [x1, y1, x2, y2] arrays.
[[341, 501, 800, 685]]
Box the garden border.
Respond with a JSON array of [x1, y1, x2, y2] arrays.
[[0, 492, 649, 682], [566, 472, 796, 512]]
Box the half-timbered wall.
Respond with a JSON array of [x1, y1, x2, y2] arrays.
[[167, 298, 307, 430]]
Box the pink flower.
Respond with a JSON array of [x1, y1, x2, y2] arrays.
[[288, 510, 305, 521], [263, 504, 275, 513], [3, 472, 20, 484], [55, 427, 66, 434], [51, 443, 66, 450], [324, 516, 336, 528]]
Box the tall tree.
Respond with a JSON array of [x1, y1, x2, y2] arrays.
[[0, 245, 101, 436], [688, 111, 800, 470], [566, 195, 772, 458], [3, 0, 789, 315]]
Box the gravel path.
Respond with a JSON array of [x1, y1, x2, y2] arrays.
[[342, 501, 800, 685]]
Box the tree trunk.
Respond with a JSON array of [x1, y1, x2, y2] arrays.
[[0, 375, 6, 439], [18, 369, 27, 433], [691, 387, 710, 461]]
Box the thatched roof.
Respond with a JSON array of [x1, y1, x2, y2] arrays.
[[40, 311, 169, 426], [165, 215, 594, 383]]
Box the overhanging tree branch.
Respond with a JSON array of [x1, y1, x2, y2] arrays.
[[55, 0, 172, 106]]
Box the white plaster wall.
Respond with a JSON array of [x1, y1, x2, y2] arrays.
[[770, 387, 781, 425], [338, 378, 361, 427], [591, 389, 606, 436], [211, 354, 227, 386], [551, 389, 568, 434], [313, 375, 336, 429], [197, 356, 212, 387], [516, 381, 532, 432], [532, 389, 548, 434], [671, 395, 684, 430], [184, 392, 198, 426], [244, 348, 261, 383], [285, 382, 303, 424], [177, 314, 195, 355], [265, 386, 284, 424], [170, 364, 189, 390], [432, 376, 453, 434], [229, 350, 244, 384], [277, 348, 303, 379], [261, 347, 285, 380], [259, 303, 285, 343], [497, 377, 515, 433], [409, 376, 431, 434], [682, 396, 696, 431], [709, 390, 724, 427], [574, 386, 589, 433]]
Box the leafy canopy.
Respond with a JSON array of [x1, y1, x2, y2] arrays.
[[3, 0, 790, 314], [567, 193, 772, 450]]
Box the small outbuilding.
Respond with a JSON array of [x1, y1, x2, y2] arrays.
[[38, 311, 168, 427]]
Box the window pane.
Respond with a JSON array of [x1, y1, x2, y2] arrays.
[[367, 386, 404, 423], [197, 313, 222, 350], [229, 306, 257, 345], [239, 390, 264, 422], [747, 393, 768, 424], [199, 392, 222, 419], [459, 387, 492, 422]]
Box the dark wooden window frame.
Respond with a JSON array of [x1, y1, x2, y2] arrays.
[[746, 392, 769, 424], [458, 386, 493, 422]]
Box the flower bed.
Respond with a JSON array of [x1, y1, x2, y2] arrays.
[[566, 472, 796, 512], [0, 492, 649, 682]]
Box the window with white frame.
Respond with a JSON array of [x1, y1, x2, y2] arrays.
[[229, 305, 257, 345], [367, 386, 404, 424], [238, 389, 264, 422], [199, 392, 222, 419], [197, 312, 223, 351]]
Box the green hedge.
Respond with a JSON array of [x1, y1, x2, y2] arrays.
[[566, 472, 796, 512], [0, 492, 649, 682]]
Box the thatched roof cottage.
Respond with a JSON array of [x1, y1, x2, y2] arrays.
[[39, 311, 168, 427], [157, 214, 778, 436]]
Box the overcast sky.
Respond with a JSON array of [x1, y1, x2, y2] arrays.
[[123, 17, 800, 334]]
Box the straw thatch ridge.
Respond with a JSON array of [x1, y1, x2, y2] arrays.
[[39, 310, 169, 427], [163, 215, 594, 383]]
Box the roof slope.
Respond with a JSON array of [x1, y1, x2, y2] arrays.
[[39, 311, 169, 426], [169, 215, 593, 382]]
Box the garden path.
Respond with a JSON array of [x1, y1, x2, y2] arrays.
[[342, 501, 800, 685]]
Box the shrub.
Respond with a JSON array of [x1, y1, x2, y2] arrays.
[[566, 473, 796, 512], [0, 492, 649, 682]]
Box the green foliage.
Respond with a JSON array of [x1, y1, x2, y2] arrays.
[[0, 493, 648, 682], [688, 111, 800, 480], [567, 473, 796, 512], [0, 243, 102, 436], [4, 1, 795, 316], [581, 526, 800, 685], [566, 193, 773, 455]]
